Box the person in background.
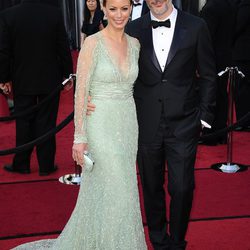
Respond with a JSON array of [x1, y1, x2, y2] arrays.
[[0, 0, 73, 176], [130, 0, 149, 21], [81, 0, 104, 42], [130, 0, 181, 22], [200, 0, 238, 145]]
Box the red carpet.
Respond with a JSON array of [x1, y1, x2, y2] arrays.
[[196, 134, 250, 169], [0, 182, 78, 237], [1, 220, 249, 250], [0, 51, 249, 249], [145, 219, 250, 250]]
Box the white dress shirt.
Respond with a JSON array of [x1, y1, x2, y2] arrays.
[[131, 0, 144, 21], [151, 7, 210, 128], [151, 7, 177, 72]]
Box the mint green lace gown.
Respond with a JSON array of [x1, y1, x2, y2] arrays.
[[12, 32, 147, 250]]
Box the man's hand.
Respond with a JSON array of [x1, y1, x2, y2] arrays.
[[86, 96, 96, 115], [0, 82, 11, 95]]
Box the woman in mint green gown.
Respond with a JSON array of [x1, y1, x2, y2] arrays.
[[12, 0, 147, 249]]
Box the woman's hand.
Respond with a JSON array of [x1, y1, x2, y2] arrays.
[[72, 143, 88, 167]]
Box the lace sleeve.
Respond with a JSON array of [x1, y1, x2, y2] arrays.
[[131, 37, 140, 53], [129, 36, 140, 58], [73, 36, 98, 144]]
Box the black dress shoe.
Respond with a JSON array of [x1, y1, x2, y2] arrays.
[[39, 165, 58, 176], [3, 164, 30, 174]]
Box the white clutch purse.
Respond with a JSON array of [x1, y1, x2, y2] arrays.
[[83, 151, 95, 172]]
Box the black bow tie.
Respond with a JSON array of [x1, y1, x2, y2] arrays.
[[133, 2, 142, 6], [151, 19, 171, 29]]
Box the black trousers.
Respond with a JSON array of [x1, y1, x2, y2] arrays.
[[12, 93, 60, 172], [137, 114, 198, 250]]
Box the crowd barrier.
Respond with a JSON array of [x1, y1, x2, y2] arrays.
[[0, 72, 249, 181], [0, 74, 76, 156], [0, 74, 75, 122]]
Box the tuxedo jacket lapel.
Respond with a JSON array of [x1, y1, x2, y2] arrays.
[[141, 14, 162, 73], [166, 11, 187, 67]]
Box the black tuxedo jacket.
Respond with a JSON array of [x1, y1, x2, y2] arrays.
[[233, 0, 250, 61], [126, 11, 216, 143], [0, 0, 73, 96]]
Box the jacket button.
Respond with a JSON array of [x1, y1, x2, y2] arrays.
[[158, 99, 162, 102]]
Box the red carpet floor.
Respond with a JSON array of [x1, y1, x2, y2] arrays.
[[0, 170, 249, 238], [1, 219, 250, 250], [0, 51, 249, 249]]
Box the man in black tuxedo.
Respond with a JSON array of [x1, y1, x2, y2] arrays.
[[130, 0, 149, 21], [0, 0, 73, 175], [126, 0, 216, 249], [200, 0, 238, 144]]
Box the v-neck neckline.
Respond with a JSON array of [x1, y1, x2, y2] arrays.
[[99, 31, 131, 79]]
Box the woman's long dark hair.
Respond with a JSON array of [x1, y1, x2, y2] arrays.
[[83, 0, 102, 23]]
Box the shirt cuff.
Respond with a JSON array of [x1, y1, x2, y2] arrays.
[[201, 120, 211, 129]]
